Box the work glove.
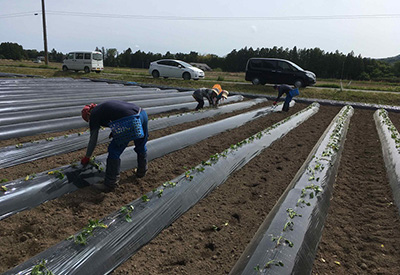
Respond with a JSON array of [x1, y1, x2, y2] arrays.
[[273, 101, 277, 105], [81, 156, 90, 166]]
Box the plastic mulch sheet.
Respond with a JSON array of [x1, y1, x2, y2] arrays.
[[230, 105, 354, 275], [0, 99, 285, 221], [0, 95, 244, 140], [0, 98, 265, 169], [3, 103, 320, 275], [374, 109, 400, 215]]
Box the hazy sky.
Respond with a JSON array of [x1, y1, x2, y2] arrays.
[[1, 0, 399, 58]]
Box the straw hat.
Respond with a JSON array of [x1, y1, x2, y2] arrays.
[[221, 90, 229, 99]]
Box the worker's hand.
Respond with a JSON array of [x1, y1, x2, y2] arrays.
[[273, 101, 277, 105], [81, 156, 90, 166]]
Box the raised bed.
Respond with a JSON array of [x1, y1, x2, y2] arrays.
[[4, 103, 319, 274], [230, 105, 354, 274]]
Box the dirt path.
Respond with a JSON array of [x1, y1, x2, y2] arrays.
[[1, 103, 400, 275]]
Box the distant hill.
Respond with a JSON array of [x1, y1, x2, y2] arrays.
[[379, 54, 400, 64]]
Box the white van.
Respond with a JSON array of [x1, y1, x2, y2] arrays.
[[62, 51, 104, 73]]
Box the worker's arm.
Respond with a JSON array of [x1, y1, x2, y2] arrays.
[[274, 89, 284, 103], [85, 127, 99, 158]]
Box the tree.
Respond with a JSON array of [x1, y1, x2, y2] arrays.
[[0, 42, 26, 60]]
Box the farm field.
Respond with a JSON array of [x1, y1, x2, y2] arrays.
[[1, 76, 400, 274]]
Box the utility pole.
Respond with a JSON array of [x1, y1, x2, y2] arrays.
[[41, 0, 48, 65]]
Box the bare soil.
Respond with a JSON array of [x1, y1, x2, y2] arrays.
[[1, 101, 400, 275]]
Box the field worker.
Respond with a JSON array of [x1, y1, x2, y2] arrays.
[[192, 84, 228, 111], [272, 84, 299, 112], [81, 100, 149, 192]]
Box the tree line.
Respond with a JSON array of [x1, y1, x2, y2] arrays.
[[1, 42, 400, 81]]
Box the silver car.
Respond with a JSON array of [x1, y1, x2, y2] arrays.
[[149, 59, 205, 80]]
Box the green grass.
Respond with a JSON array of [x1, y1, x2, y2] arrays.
[[1, 59, 400, 106]]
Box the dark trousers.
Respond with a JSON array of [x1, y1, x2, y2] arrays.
[[283, 95, 293, 112]]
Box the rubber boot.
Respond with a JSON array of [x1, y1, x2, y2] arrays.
[[93, 158, 120, 192], [136, 152, 148, 178]]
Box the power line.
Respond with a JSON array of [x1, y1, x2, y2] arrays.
[[0, 11, 41, 18], [1, 11, 400, 20]]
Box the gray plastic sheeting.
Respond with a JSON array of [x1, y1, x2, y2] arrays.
[[0, 95, 244, 140], [0, 93, 195, 125], [374, 109, 400, 215], [0, 99, 284, 221], [4, 103, 319, 275], [230, 105, 354, 275], [0, 98, 265, 168]]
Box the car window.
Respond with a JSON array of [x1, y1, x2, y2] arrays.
[[171, 61, 180, 67], [158, 60, 170, 66], [277, 61, 293, 71], [92, 53, 103, 61], [250, 60, 263, 69], [178, 61, 192, 68], [67, 53, 74, 59], [76, 53, 84, 59], [84, 53, 91, 59], [263, 60, 276, 69]]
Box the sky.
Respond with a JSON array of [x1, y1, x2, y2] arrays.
[[0, 0, 399, 59]]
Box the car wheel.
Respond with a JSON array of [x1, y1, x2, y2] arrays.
[[163, 77, 168, 79], [84, 67, 90, 73], [62, 65, 68, 72], [294, 79, 304, 88], [183, 72, 191, 80], [152, 70, 160, 78], [252, 78, 260, 85]]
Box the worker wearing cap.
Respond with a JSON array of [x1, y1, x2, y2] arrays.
[[272, 84, 296, 112], [192, 84, 229, 110], [81, 100, 149, 192]]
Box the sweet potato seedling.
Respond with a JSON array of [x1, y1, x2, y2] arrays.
[[121, 205, 134, 222], [31, 259, 54, 275], [68, 219, 107, 245]]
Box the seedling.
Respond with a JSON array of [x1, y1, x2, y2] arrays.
[[1, 185, 7, 192], [89, 158, 104, 172], [271, 235, 293, 248], [45, 137, 54, 141], [297, 198, 311, 207], [283, 221, 294, 231], [47, 170, 65, 180], [15, 143, 23, 148], [68, 219, 107, 245], [120, 205, 134, 222], [286, 208, 302, 219], [24, 174, 36, 181], [265, 260, 284, 268], [31, 260, 54, 275], [141, 195, 150, 202]]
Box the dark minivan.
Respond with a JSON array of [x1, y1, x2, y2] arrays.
[[245, 58, 316, 87]]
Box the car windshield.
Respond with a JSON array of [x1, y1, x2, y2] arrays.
[[92, 53, 103, 61], [286, 60, 304, 71], [177, 61, 193, 68]]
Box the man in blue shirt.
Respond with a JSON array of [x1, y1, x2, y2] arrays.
[[81, 100, 149, 192], [272, 84, 297, 112]]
